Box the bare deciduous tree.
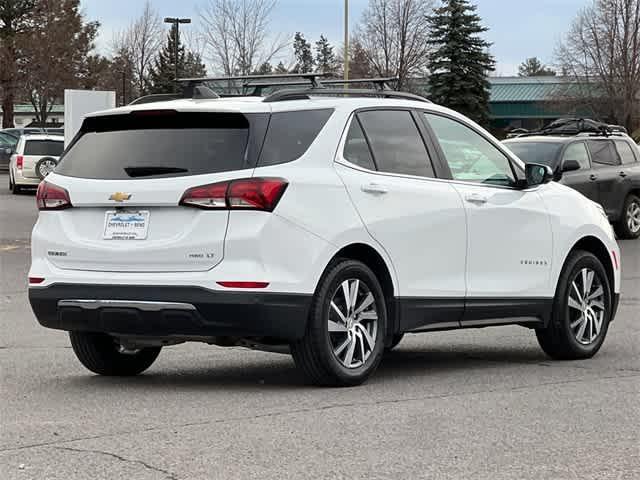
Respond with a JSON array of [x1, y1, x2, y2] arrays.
[[355, 0, 434, 89], [199, 0, 287, 76], [557, 0, 640, 131], [113, 1, 162, 96]]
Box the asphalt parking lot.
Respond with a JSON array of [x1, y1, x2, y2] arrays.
[[0, 172, 638, 480]]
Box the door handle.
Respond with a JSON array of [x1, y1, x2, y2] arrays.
[[465, 193, 488, 204], [361, 183, 388, 195], [589, 174, 598, 181], [619, 171, 627, 178]]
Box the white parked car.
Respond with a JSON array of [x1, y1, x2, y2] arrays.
[[28, 83, 621, 386], [9, 134, 64, 193]]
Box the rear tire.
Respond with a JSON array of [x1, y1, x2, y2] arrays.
[[9, 174, 20, 194], [536, 250, 612, 360], [615, 194, 640, 239], [69, 331, 161, 376], [291, 259, 387, 387]]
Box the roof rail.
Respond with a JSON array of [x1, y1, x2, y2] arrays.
[[128, 93, 182, 106], [263, 87, 430, 103]]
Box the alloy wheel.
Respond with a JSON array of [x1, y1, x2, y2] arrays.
[[328, 278, 378, 369], [627, 200, 640, 234], [567, 268, 607, 345]]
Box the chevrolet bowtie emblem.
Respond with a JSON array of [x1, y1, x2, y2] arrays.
[[109, 192, 131, 202]]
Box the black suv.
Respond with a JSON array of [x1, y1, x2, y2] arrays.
[[504, 124, 640, 239]]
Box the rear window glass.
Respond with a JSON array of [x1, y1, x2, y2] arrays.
[[258, 109, 333, 167], [614, 140, 638, 164], [24, 140, 64, 156], [56, 112, 269, 179], [504, 142, 562, 167]]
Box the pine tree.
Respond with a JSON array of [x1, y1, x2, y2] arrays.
[[518, 57, 555, 77], [254, 62, 273, 75], [426, 0, 495, 126], [293, 32, 314, 73], [148, 25, 206, 94], [275, 61, 289, 74], [315, 35, 338, 75]]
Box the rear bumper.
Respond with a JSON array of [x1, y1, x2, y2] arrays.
[[29, 284, 311, 340], [13, 167, 40, 185]]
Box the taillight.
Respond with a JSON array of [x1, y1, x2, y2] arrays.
[[28, 277, 45, 284], [36, 181, 72, 210], [180, 178, 288, 212], [16, 155, 23, 170]]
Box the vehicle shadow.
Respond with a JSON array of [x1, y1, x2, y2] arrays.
[[55, 343, 554, 392]]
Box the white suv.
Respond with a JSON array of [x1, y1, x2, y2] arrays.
[[28, 84, 621, 386]]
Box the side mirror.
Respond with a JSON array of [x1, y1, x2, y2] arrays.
[[3, 147, 12, 155], [525, 163, 554, 187], [561, 159, 581, 173]]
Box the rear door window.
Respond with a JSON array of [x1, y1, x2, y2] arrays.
[[357, 110, 434, 177], [614, 140, 638, 164], [56, 112, 269, 179], [258, 109, 333, 167], [24, 140, 64, 156], [587, 140, 620, 167], [343, 117, 376, 170]]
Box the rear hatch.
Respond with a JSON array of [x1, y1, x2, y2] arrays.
[[44, 109, 269, 273], [21, 138, 64, 178]]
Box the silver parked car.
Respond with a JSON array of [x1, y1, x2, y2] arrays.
[[9, 134, 64, 193]]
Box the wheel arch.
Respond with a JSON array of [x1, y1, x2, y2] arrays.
[[327, 242, 399, 341], [565, 236, 615, 297]]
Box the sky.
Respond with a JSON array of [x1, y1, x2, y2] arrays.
[[80, 0, 588, 76]]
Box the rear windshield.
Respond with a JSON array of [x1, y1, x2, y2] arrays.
[[504, 141, 563, 167], [55, 109, 331, 179], [56, 112, 269, 179], [24, 140, 64, 156]]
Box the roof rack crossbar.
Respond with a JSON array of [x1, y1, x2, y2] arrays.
[[263, 88, 430, 103], [244, 77, 398, 95]]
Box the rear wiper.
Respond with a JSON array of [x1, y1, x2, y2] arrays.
[[124, 166, 189, 178]]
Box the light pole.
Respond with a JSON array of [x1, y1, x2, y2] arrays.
[[164, 17, 191, 91], [344, 0, 349, 84]]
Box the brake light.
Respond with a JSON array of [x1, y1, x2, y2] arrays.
[[16, 155, 23, 170], [180, 178, 288, 212], [36, 181, 72, 210], [28, 277, 45, 284]]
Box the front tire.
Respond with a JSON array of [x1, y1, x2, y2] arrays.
[[615, 194, 640, 239], [291, 259, 387, 387], [536, 251, 612, 360], [69, 331, 161, 376]]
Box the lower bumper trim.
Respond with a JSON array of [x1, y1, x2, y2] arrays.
[[30, 284, 312, 341]]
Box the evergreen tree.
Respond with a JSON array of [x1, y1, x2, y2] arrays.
[[148, 24, 206, 94], [275, 61, 289, 74], [518, 57, 555, 77], [293, 32, 314, 73], [315, 35, 338, 75], [426, 0, 495, 126], [254, 62, 273, 75]]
